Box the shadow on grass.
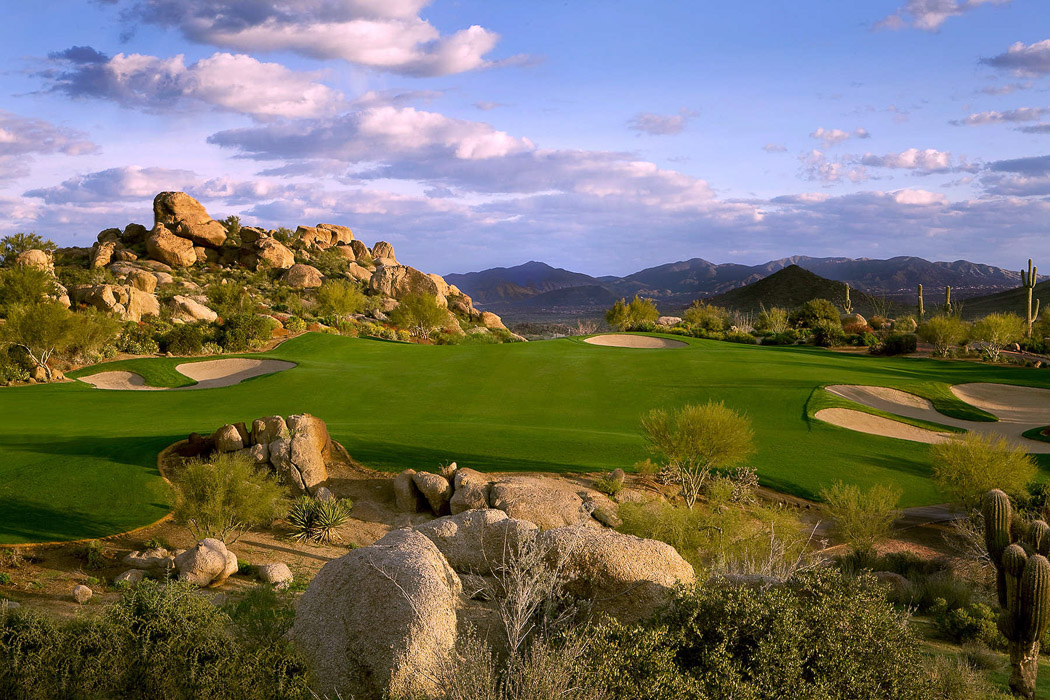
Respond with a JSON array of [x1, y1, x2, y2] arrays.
[[0, 496, 124, 543]]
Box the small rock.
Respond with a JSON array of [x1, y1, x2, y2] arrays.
[[412, 471, 453, 515], [115, 569, 147, 586], [315, 486, 335, 502], [257, 562, 293, 590], [608, 468, 626, 485], [72, 585, 93, 605]]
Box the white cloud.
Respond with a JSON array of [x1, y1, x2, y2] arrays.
[[800, 150, 869, 183], [116, 0, 523, 77], [627, 108, 698, 136], [809, 126, 870, 148], [859, 148, 964, 173], [875, 0, 1010, 32], [981, 39, 1050, 76], [0, 111, 97, 183], [44, 49, 344, 119], [951, 106, 1050, 126]]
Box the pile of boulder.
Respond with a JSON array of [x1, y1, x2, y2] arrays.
[[178, 413, 333, 495], [80, 191, 508, 332], [394, 466, 622, 529], [293, 508, 694, 699], [116, 539, 237, 588]]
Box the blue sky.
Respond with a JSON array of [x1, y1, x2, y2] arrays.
[[2, 0, 1049, 276]]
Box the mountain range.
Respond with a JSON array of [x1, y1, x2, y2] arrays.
[[445, 256, 1044, 319]]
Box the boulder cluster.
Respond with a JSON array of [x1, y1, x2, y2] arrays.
[[116, 539, 236, 588], [394, 466, 622, 529], [76, 191, 506, 331], [293, 508, 695, 699], [178, 413, 333, 495]]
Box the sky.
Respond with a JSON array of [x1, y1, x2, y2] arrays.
[[1, 0, 1050, 276]]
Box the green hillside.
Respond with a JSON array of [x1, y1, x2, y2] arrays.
[[958, 279, 1050, 320]]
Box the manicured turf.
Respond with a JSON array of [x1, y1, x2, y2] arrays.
[[4, 332, 1050, 544]]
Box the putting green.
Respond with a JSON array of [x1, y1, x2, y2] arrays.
[[2, 333, 1049, 544]]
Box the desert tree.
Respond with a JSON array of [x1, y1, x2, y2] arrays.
[[0, 232, 56, 267], [0, 265, 58, 314], [389, 292, 448, 341], [641, 401, 755, 509], [315, 279, 365, 323], [970, 312, 1025, 362], [930, 432, 1037, 509], [683, 301, 728, 332], [917, 315, 967, 357], [0, 302, 75, 381], [819, 481, 901, 555]]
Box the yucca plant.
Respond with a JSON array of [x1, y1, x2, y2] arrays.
[[286, 495, 353, 544], [287, 496, 316, 543]]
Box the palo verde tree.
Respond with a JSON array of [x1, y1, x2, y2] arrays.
[[606, 295, 659, 332], [984, 489, 1050, 698], [916, 315, 966, 357], [641, 401, 755, 509], [971, 312, 1025, 362], [0, 302, 76, 381], [315, 279, 365, 323], [389, 292, 448, 341]]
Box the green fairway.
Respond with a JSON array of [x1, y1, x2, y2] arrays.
[[3, 332, 1050, 544]]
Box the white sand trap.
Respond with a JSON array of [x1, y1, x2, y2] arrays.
[[583, 334, 687, 349], [80, 358, 296, 391], [821, 383, 1050, 453], [815, 408, 953, 444]]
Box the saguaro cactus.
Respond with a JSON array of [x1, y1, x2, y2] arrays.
[[943, 286, 953, 315], [983, 489, 1050, 698], [842, 284, 853, 315], [1022, 259, 1040, 338], [917, 284, 925, 320]]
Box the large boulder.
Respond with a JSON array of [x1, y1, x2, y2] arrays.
[[480, 311, 507, 331], [126, 269, 157, 294], [450, 468, 491, 514], [349, 240, 370, 259], [368, 265, 446, 307], [489, 476, 591, 529], [394, 469, 428, 513], [147, 225, 197, 268], [284, 264, 323, 289], [371, 241, 397, 264], [296, 225, 332, 250], [153, 191, 227, 248], [213, 424, 244, 453], [537, 526, 695, 621], [251, 416, 288, 446], [89, 241, 119, 269], [416, 509, 538, 576], [73, 284, 131, 317], [269, 438, 304, 491], [292, 529, 461, 700], [14, 249, 53, 272], [174, 538, 239, 587], [122, 223, 150, 245], [250, 238, 294, 270], [317, 223, 354, 245], [125, 289, 160, 322], [72, 585, 93, 605], [170, 295, 218, 323], [346, 262, 372, 282], [257, 562, 293, 590], [413, 471, 452, 515], [286, 413, 331, 492], [123, 547, 175, 573]]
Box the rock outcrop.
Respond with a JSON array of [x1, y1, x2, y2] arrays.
[[284, 263, 324, 289], [293, 529, 461, 700], [147, 225, 198, 268], [369, 265, 447, 307], [154, 191, 228, 248], [416, 509, 537, 576], [174, 538, 238, 587]]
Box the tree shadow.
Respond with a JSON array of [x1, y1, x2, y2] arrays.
[[0, 496, 124, 543]]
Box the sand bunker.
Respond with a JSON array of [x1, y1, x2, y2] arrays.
[[583, 334, 687, 349], [814, 408, 953, 444], [79, 358, 295, 391], [820, 383, 1050, 453]]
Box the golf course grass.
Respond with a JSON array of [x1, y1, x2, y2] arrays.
[[3, 332, 1050, 545]]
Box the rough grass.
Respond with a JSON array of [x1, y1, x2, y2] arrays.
[[4, 332, 1050, 544]]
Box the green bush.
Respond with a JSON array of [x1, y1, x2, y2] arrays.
[[932, 598, 1002, 648], [723, 330, 758, 344], [929, 432, 1037, 508], [116, 322, 160, 355], [0, 265, 58, 313], [918, 315, 967, 357], [869, 332, 917, 356], [682, 301, 727, 332], [819, 481, 901, 555], [811, 319, 846, 347], [217, 314, 276, 352], [606, 295, 660, 332], [389, 293, 448, 341], [205, 283, 252, 318], [760, 330, 799, 345], [0, 580, 310, 699], [284, 316, 307, 333], [592, 475, 623, 497], [0, 233, 56, 267], [162, 323, 208, 356], [789, 298, 840, 328]]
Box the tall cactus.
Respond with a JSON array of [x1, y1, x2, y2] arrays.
[[917, 284, 925, 321], [944, 286, 953, 316], [842, 284, 853, 315], [1022, 259, 1040, 338], [984, 489, 1050, 698]]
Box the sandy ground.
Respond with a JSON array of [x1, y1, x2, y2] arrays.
[[820, 383, 1050, 452], [583, 334, 688, 349], [79, 359, 295, 391], [813, 408, 953, 444]]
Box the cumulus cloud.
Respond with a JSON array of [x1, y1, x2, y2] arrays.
[[950, 107, 1050, 125], [627, 108, 697, 136], [42, 48, 344, 119], [24, 166, 198, 204], [112, 0, 522, 77], [809, 127, 870, 148], [0, 110, 97, 182], [875, 0, 1010, 32], [858, 148, 972, 173], [981, 39, 1050, 76], [800, 150, 869, 183]]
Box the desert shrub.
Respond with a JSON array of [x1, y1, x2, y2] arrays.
[[0, 265, 58, 314], [575, 619, 698, 699], [811, 319, 846, 347], [0, 302, 77, 380], [660, 568, 929, 699], [286, 496, 353, 544], [723, 330, 757, 344], [307, 248, 351, 278], [932, 598, 1002, 648], [73, 540, 108, 571], [62, 309, 121, 364], [870, 332, 917, 356], [200, 341, 223, 355], [205, 283, 252, 318], [315, 280, 364, 322], [0, 233, 56, 267], [929, 432, 1037, 508], [162, 322, 207, 356], [918, 315, 967, 357], [217, 313, 276, 352], [819, 481, 901, 555], [923, 654, 1010, 700], [606, 295, 660, 332], [592, 475, 623, 497], [860, 330, 879, 346], [222, 584, 296, 651], [682, 301, 727, 332], [171, 452, 286, 543], [869, 315, 889, 330], [756, 305, 790, 334], [760, 330, 800, 345], [641, 401, 755, 509], [389, 293, 447, 341], [970, 312, 1025, 362], [116, 322, 160, 355], [789, 298, 840, 328], [0, 579, 310, 699], [284, 316, 307, 333]]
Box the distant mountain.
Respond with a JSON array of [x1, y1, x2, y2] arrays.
[[955, 279, 1050, 320], [705, 265, 849, 313], [445, 261, 600, 304], [447, 256, 1044, 321]]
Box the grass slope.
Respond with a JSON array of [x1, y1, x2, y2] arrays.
[[959, 278, 1050, 320], [3, 332, 1050, 544]]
